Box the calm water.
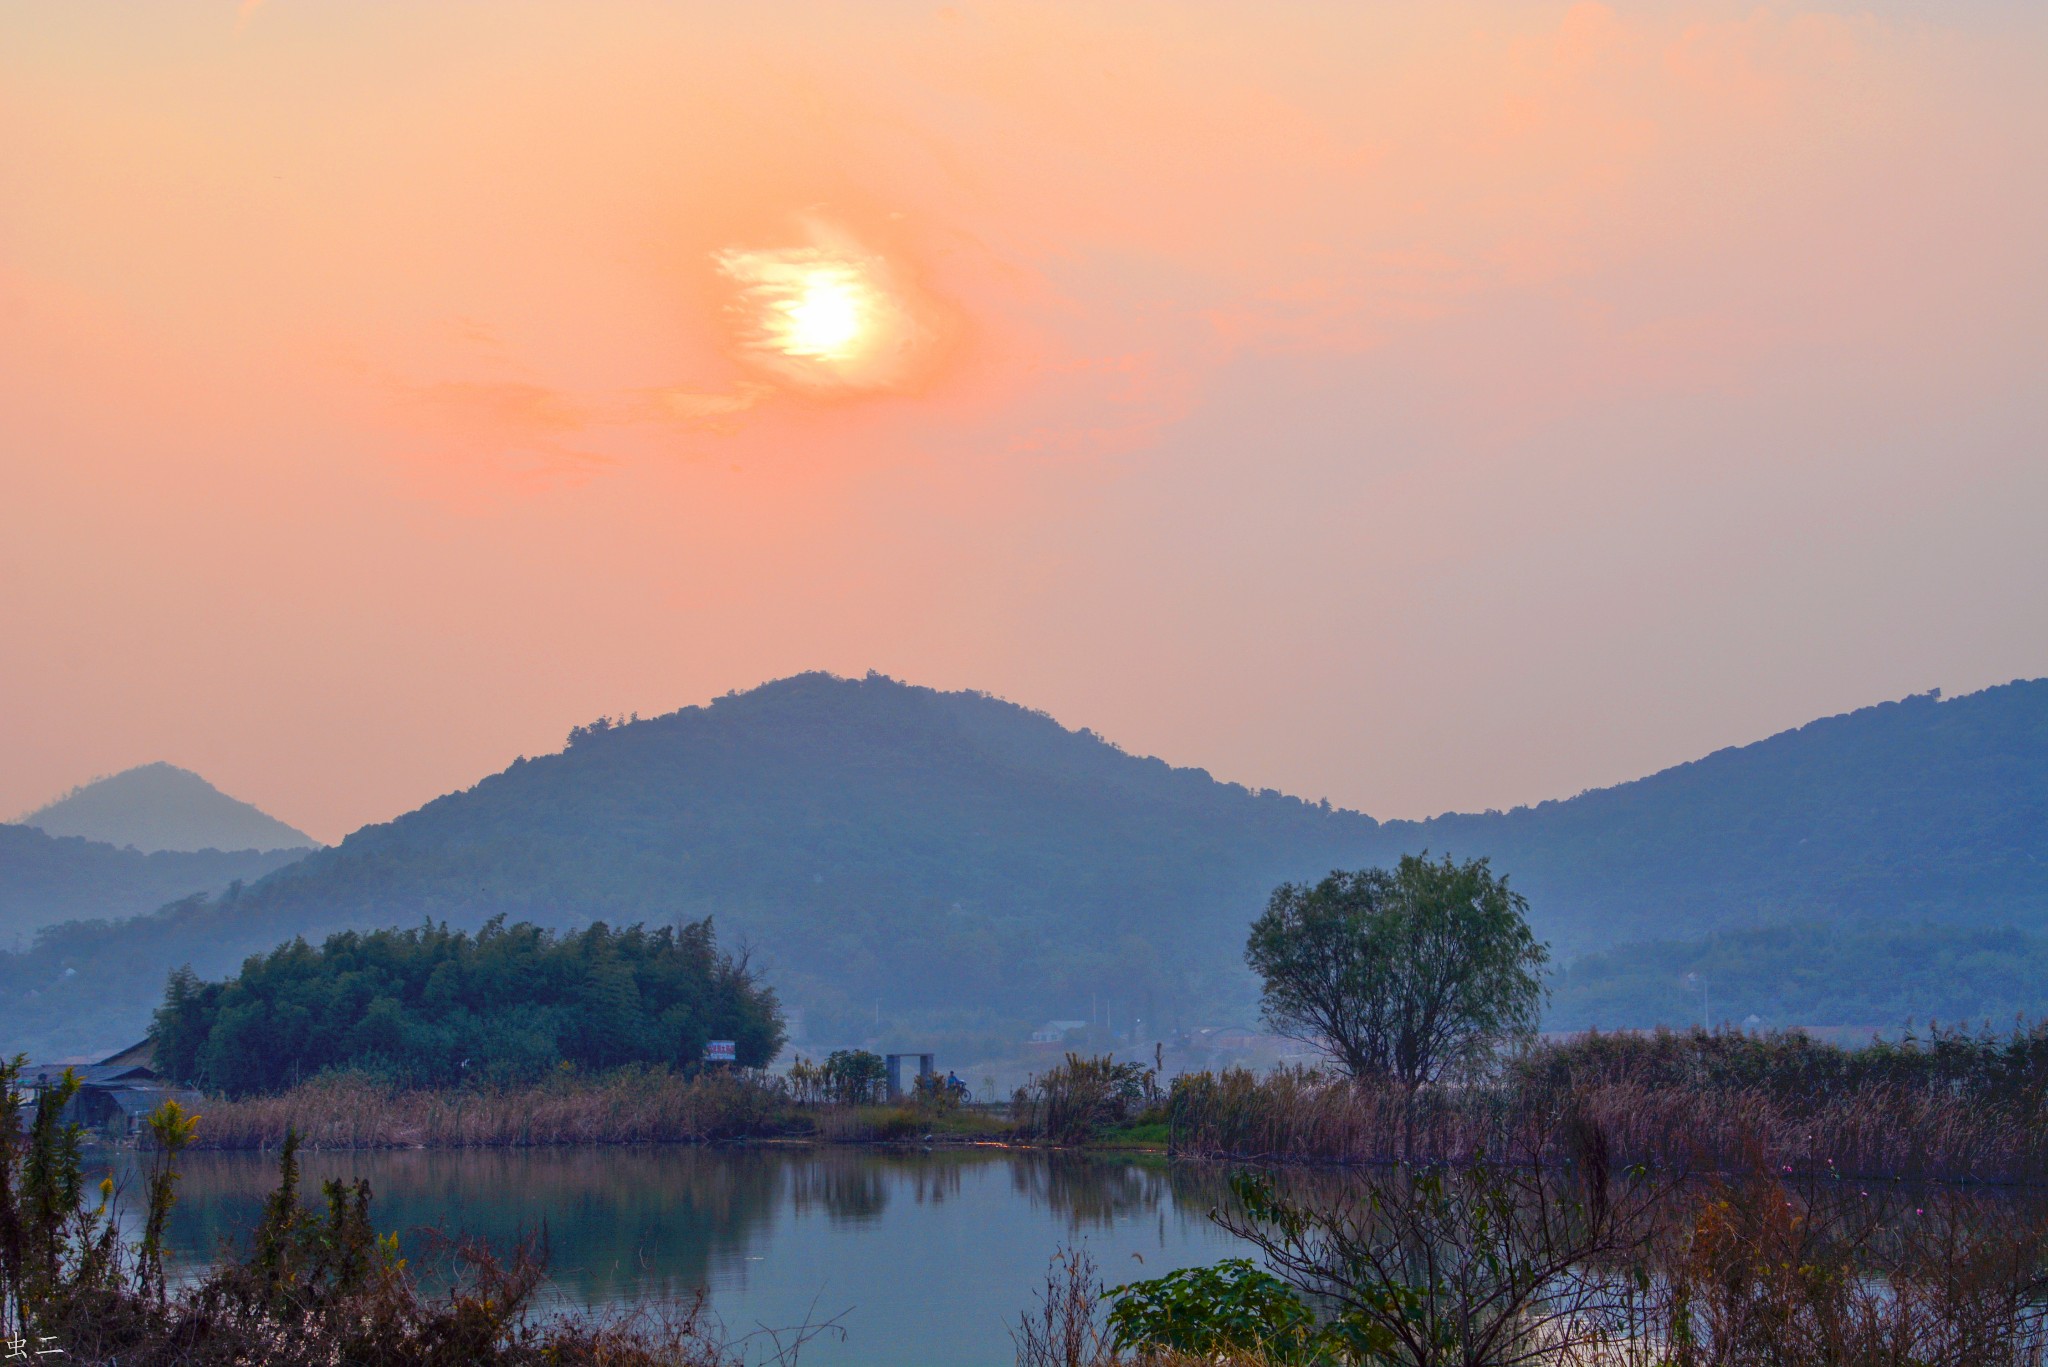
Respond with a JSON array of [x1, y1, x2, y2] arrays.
[[126, 1146, 1255, 1367]]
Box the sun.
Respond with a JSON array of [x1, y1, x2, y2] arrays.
[[711, 221, 939, 395], [777, 267, 867, 359]]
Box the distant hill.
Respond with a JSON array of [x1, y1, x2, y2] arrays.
[[0, 672, 2043, 1059], [1548, 921, 2048, 1034], [0, 823, 306, 948], [20, 763, 316, 854], [1390, 683, 2048, 953]]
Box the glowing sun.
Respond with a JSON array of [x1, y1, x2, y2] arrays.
[[779, 266, 867, 359], [712, 221, 938, 394]]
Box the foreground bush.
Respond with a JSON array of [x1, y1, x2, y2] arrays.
[[1022, 1144, 2048, 1367]]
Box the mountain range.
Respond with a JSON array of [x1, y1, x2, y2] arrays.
[[1, 672, 2043, 1059]]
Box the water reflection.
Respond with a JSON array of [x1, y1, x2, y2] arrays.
[[158, 1147, 793, 1304], [118, 1146, 1252, 1367], [1011, 1153, 1166, 1230], [107, 1146, 2035, 1367]]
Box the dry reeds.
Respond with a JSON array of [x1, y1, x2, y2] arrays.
[[1013, 1054, 1156, 1146], [183, 1067, 795, 1151], [1167, 1026, 2048, 1183]]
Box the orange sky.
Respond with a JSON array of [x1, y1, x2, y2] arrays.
[[3, 2, 2045, 842]]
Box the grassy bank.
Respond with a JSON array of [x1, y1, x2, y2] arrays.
[[183, 1066, 1016, 1150], [178, 1024, 2048, 1186]]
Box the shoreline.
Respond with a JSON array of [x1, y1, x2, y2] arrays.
[[122, 1029, 2048, 1189]]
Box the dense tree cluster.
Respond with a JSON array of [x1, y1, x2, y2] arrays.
[[151, 917, 782, 1096]]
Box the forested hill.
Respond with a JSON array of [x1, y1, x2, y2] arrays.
[[2, 673, 2044, 1059], [0, 824, 306, 947], [1392, 682, 2048, 953], [0, 674, 1383, 1057]]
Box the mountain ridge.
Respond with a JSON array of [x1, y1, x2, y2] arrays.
[[1, 671, 2043, 1059]]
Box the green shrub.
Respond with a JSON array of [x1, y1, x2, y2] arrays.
[[1107, 1258, 1328, 1363]]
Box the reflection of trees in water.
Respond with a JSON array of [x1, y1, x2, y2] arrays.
[[783, 1149, 891, 1226], [144, 1147, 997, 1304], [782, 1149, 970, 1225], [149, 1148, 788, 1305], [1009, 1154, 1187, 1232], [116, 1146, 1316, 1310]]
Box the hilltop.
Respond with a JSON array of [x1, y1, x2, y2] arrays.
[[0, 673, 2043, 1058], [19, 763, 316, 854]]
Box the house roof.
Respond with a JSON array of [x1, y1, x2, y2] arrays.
[[21, 1063, 159, 1087], [96, 1038, 155, 1069]]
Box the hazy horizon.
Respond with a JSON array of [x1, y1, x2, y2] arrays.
[[4, 3, 2044, 844]]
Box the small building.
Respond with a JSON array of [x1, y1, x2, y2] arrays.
[[1027, 1020, 1089, 1047], [18, 1039, 204, 1136]]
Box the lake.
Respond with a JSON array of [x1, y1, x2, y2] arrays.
[[130, 1145, 1256, 1367]]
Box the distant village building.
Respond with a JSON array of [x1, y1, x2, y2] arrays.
[[1178, 1026, 1264, 1052], [17, 1038, 203, 1136], [1027, 1020, 1089, 1047]]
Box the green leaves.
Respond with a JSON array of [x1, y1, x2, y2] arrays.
[[1247, 854, 1548, 1091], [1106, 1258, 1332, 1363]]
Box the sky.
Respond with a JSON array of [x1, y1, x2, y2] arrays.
[[2, 1, 2045, 843]]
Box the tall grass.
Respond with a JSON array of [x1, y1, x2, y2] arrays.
[[185, 1067, 797, 1150], [186, 1067, 1016, 1151], [1167, 1026, 2048, 1183], [1012, 1054, 1158, 1146]]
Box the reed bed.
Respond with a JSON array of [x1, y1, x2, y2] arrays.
[[185, 1067, 797, 1150], [1167, 1026, 2048, 1183]]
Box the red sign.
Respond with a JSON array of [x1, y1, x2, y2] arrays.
[[705, 1040, 737, 1063]]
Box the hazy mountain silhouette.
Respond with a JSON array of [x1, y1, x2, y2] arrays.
[[20, 763, 316, 854], [0, 823, 308, 948], [1392, 683, 2048, 947], [1, 672, 2043, 1058]]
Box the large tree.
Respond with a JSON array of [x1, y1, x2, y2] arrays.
[[1245, 853, 1548, 1090]]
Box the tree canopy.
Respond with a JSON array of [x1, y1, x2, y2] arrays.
[[151, 916, 782, 1097], [1246, 854, 1548, 1089]]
